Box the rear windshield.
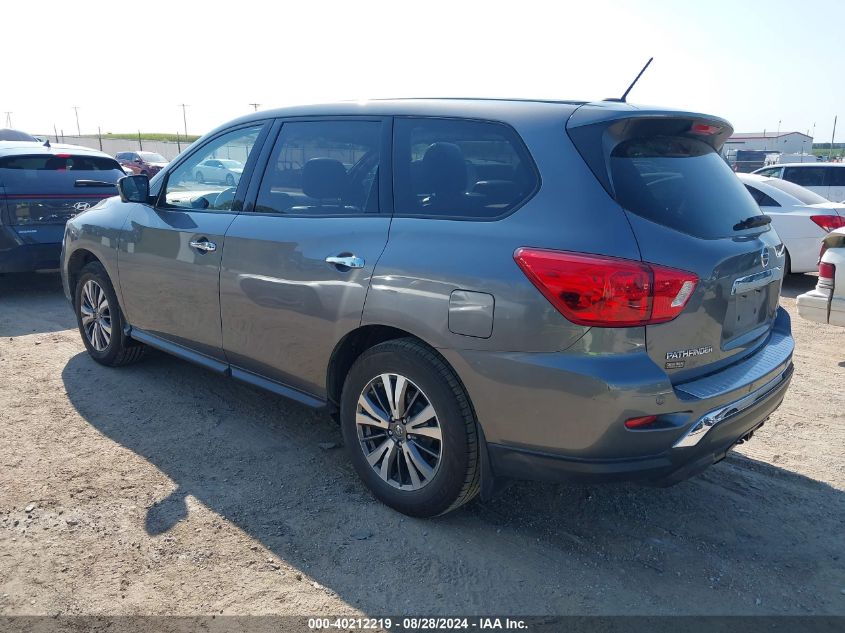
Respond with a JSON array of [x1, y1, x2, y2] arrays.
[[763, 177, 828, 205], [0, 154, 122, 171], [138, 152, 166, 163], [610, 136, 763, 239]]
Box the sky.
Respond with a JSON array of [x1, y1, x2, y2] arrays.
[[3, 0, 843, 142]]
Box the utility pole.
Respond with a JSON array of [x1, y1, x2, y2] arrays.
[[249, 103, 261, 112], [178, 104, 189, 138], [776, 119, 781, 144], [97, 126, 103, 151], [830, 116, 838, 161], [53, 124, 59, 142], [72, 106, 81, 136], [3, 111, 11, 127]]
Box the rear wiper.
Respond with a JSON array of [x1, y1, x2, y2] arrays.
[[75, 179, 116, 187], [733, 214, 772, 231]]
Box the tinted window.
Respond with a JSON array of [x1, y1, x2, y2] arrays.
[[783, 166, 827, 187], [254, 120, 381, 215], [828, 168, 845, 187], [610, 136, 763, 238], [393, 117, 538, 219], [756, 167, 781, 178], [764, 178, 828, 205], [0, 154, 122, 171], [163, 125, 262, 211], [744, 184, 780, 207]]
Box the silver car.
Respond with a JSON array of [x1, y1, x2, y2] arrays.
[[61, 99, 794, 517]]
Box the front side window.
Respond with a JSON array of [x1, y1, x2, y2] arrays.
[[393, 117, 538, 219], [756, 167, 782, 178], [783, 166, 827, 187], [254, 120, 381, 215], [162, 125, 262, 211]]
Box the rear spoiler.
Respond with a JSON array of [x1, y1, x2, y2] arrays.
[[565, 102, 734, 194]]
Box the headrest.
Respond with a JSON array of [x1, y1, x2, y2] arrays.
[[302, 158, 347, 199], [421, 143, 466, 196]]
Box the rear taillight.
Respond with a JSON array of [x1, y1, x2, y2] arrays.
[[810, 215, 845, 232], [513, 249, 698, 327], [819, 261, 836, 281]]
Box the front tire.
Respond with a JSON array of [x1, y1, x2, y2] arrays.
[[74, 262, 145, 367], [340, 338, 480, 517]]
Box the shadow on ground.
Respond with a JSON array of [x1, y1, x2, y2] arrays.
[[780, 273, 817, 299], [60, 350, 845, 615], [0, 272, 75, 336]]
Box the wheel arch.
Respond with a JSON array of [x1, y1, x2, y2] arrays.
[[67, 248, 103, 303]]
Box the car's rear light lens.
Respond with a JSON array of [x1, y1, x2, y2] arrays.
[[689, 123, 722, 136], [819, 262, 836, 280], [624, 415, 658, 429], [810, 215, 845, 232], [513, 248, 698, 327]]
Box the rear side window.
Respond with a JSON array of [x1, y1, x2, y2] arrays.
[[783, 166, 827, 187], [828, 168, 845, 187], [254, 120, 381, 215], [744, 184, 780, 207], [764, 178, 828, 205], [0, 154, 122, 171], [609, 136, 763, 238], [393, 118, 538, 219]]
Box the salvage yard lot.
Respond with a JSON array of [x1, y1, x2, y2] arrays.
[[0, 273, 842, 615]]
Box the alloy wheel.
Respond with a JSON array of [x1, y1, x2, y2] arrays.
[[356, 373, 443, 490], [79, 279, 112, 352]]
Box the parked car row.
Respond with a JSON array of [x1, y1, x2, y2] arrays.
[[60, 99, 794, 516]]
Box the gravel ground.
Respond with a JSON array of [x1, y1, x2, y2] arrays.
[[0, 272, 843, 616]]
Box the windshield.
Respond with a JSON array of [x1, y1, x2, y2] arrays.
[[764, 177, 829, 205], [610, 136, 764, 239], [219, 159, 243, 169], [138, 152, 167, 163]]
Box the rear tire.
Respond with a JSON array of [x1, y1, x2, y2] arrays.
[[74, 262, 145, 367], [340, 338, 480, 517], [784, 250, 792, 275]]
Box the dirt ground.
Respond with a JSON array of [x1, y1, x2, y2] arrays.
[[0, 272, 842, 616]]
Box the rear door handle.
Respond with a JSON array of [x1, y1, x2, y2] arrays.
[[325, 255, 365, 269], [190, 239, 217, 253]]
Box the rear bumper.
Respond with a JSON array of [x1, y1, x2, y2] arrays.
[[0, 239, 62, 273], [442, 307, 794, 486], [487, 363, 791, 485]]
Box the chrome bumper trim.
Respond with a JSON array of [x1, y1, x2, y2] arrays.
[[673, 368, 788, 449]]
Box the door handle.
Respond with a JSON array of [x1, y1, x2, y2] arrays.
[[190, 239, 217, 253], [325, 255, 365, 269]]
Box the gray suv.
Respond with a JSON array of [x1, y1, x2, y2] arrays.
[[61, 99, 794, 517]]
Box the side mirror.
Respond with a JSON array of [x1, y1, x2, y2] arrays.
[[117, 174, 150, 203]]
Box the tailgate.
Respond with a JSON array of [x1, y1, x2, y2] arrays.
[[567, 105, 786, 381]]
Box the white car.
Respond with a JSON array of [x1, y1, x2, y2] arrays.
[[796, 228, 845, 326], [753, 162, 845, 202], [194, 158, 243, 186], [738, 173, 845, 273]]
